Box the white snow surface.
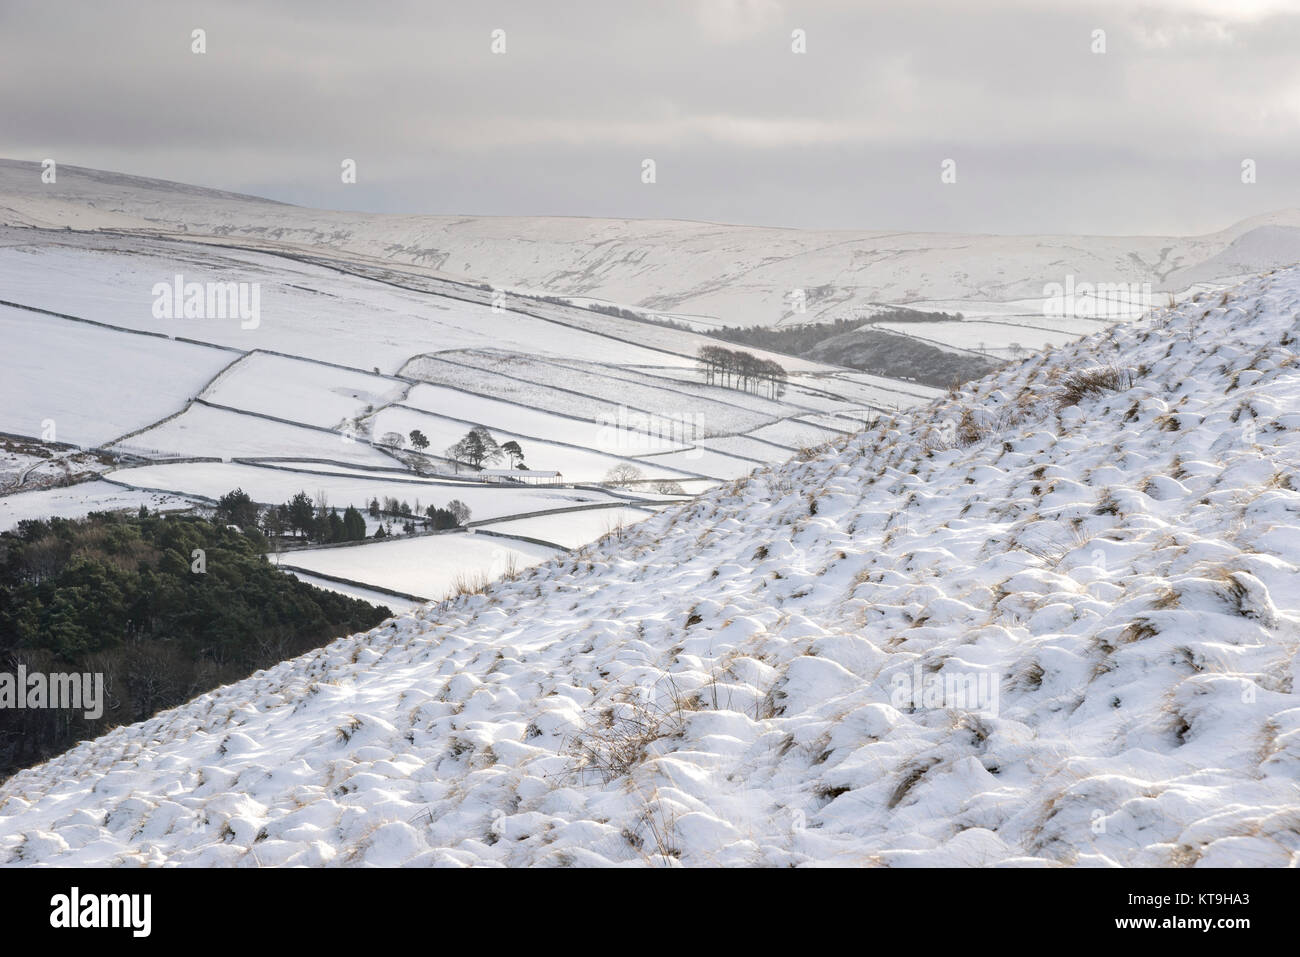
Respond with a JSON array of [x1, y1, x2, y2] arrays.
[[477, 506, 656, 550], [281, 533, 559, 602], [281, 569, 423, 617], [104, 462, 627, 521], [0, 481, 193, 529], [4, 159, 1299, 327], [111, 403, 399, 467], [3, 269, 1300, 867], [0, 305, 234, 447]]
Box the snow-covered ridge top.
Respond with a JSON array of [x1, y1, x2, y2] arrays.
[[0, 159, 290, 206], [5, 159, 1300, 325], [4, 158, 1298, 241], [2, 267, 1299, 866]]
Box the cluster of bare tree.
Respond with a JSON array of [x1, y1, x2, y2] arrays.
[[602, 464, 687, 494], [366, 496, 470, 536], [445, 426, 526, 472], [697, 346, 788, 398]]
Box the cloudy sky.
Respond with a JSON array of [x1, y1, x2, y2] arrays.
[[2, 0, 1298, 235]]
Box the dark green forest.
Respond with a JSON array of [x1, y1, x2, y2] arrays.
[[706, 307, 961, 356], [0, 510, 390, 778]]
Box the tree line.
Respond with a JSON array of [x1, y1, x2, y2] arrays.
[[705, 307, 961, 357], [366, 496, 470, 537], [0, 510, 389, 779], [215, 487, 471, 545], [378, 426, 540, 479], [445, 426, 525, 472], [696, 346, 789, 398]]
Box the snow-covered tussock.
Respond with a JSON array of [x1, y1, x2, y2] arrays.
[[3, 270, 1300, 866]]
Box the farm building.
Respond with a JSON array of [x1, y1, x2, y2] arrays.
[[478, 469, 564, 486]]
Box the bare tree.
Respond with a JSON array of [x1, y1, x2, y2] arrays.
[[604, 464, 645, 488]]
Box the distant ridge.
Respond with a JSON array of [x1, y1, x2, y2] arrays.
[[2, 159, 1299, 326]]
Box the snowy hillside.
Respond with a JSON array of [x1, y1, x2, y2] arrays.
[[0, 221, 903, 598], [3, 266, 1298, 866], [3, 159, 1297, 330]]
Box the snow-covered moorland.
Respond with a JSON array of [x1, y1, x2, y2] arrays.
[[5, 159, 1299, 330], [2, 268, 1299, 867]]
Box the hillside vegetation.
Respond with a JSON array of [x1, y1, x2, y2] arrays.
[[0, 512, 389, 778], [2, 269, 1299, 865], [707, 309, 1002, 388], [804, 326, 1003, 387], [7, 159, 1300, 325]]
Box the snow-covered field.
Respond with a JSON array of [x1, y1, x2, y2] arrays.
[[280, 532, 560, 602], [402, 383, 690, 456], [280, 569, 423, 616], [0, 440, 115, 495], [0, 480, 194, 528], [796, 372, 941, 410], [4, 160, 1291, 411], [476, 505, 657, 550], [745, 418, 846, 448], [366, 405, 705, 484], [112, 403, 399, 467], [874, 320, 1082, 356], [0, 238, 694, 373], [5, 267, 1299, 866], [402, 353, 817, 437], [0, 304, 234, 446], [694, 434, 795, 464], [0, 204, 895, 580], [102, 462, 631, 523], [630, 447, 760, 481], [200, 352, 407, 431], [2, 159, 1293, 330]]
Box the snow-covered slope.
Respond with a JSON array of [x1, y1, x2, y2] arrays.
[[3, 267, 1299, 867], [4, 159, 1300, 327], [1, 223, 900, 594]]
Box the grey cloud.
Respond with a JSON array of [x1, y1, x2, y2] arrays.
[[0, 0, 1297, 233]]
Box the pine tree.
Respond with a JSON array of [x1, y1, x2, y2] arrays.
[[343, 506, 366, 541]]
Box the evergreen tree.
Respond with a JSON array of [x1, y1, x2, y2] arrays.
[[343, 506, 367, 541], [0, 512, 389, 777], [501, 440, 525, 468], [445, 426, 501, 470], [216, 488, 259, 529], [286, 491, 315, 539]]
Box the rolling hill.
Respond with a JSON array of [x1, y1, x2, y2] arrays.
[[3, 159, 1298, 330], [0, 212, 902, 601], [2, 266, 1297, 866]]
